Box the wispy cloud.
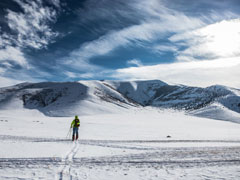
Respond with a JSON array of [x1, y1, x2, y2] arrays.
[[51, 0, 61, 9], [112, 57, 240, 88], [127, 59, 143, 67], [0, 0, 60, 71], [60, 0, 240, 83], [62, 71, 96, 79], [64, 0, 205, 68], [153, 44, 178, 55]]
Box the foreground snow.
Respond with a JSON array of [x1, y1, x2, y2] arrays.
[[0, 108, 240, 179]]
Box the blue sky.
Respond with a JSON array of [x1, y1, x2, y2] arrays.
[[1, 0, 240, 88]]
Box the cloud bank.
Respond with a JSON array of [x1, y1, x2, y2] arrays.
[[113, 57, 240, 88]]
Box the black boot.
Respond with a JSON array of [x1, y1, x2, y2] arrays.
[[72, 135, 75, 141], [76, 133, 78, 140]]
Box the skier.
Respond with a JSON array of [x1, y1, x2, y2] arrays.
[[71, 115, 80, 141]]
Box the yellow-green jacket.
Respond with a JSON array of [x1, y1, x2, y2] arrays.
[[71, 118, 80, 128]]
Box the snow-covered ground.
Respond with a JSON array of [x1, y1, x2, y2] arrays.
[[1, 108, 240, 180]]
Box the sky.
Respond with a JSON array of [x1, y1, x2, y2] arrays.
[[1, 0, 240, 88]]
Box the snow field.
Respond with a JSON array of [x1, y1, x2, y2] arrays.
[[1, 108, 240, 179]]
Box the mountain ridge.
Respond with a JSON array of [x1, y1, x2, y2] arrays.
[[0, 80, 240, 122]]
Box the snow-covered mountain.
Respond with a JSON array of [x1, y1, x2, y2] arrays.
[[0, 81, 140, 116], [0, 80, 240, 122]]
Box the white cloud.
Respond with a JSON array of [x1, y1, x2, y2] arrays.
[[153, 44, 178, 54], [112, 57, 240, 88], [0, 0, 59, 70], [61, 55, 103, 72], [0, 46, 27, 66], [127, 59, 143, 67], [70, 22, 159, 60], [63, 0, 240, 73], [65, 1, 205, 66], [0, 32, 11, 48], [6, 0, 59, 49], [170, 18, 240, 61]]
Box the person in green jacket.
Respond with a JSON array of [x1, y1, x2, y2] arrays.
[[71, 115, 80, 141]]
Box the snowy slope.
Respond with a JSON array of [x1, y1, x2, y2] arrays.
[[107, 80, 167, 105], [0, 80, 239, 122], [0, 81, 140, 116], [107, 80, 240, 123], [109, 81, 240, 112]]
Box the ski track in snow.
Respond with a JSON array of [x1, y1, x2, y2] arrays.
[[1, 135, 240, 179], [57, 141, 79, 180], [1, 136, 240, 167], [2, 134, 240, 144]]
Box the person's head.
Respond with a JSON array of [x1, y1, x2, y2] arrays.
[[75, 115, 78, 119]]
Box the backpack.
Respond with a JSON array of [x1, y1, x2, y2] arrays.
[[74, 119, 80, 127]]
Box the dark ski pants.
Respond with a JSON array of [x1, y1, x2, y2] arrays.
[[72, 127, 79, 141]]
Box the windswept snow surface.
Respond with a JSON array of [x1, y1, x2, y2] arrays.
[[1, 108, 240, 179]]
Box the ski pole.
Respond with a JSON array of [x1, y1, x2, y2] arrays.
[[66, 127, 71, 139], [69, 127, 72, 139]]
